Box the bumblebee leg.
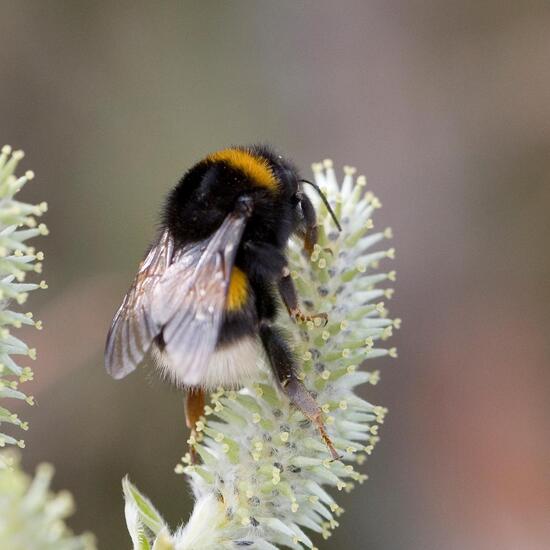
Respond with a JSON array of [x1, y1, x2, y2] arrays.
[[284, 377, 340, 461], [259, 323, 339, 460], [300, 193, 318, 254], [277, 267, 328, 326], [184, 388, 205, 464]]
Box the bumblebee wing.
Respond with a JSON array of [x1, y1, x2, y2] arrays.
[[151, 209, 249, 384], [105, 229, 174, 379]]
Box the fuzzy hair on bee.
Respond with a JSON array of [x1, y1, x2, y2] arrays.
[[105, 144, 342, 460]]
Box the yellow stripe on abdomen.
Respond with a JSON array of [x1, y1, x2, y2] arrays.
[[207, 148, 278, 192], [226, 267, 249, 311]]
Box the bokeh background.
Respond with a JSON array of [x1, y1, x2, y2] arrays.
[[1, 1, 549, 548]]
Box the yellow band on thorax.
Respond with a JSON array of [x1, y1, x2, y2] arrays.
[[207, 148, 278, 192]]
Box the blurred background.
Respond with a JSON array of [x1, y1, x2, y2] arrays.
[[1, 1, 549, 548]]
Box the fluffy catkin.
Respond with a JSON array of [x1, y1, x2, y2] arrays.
[[123, 159, 398, 549]]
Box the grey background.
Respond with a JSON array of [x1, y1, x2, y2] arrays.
[[1, 2, 549, 549]]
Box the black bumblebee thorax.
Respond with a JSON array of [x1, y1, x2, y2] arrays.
[[163, 145, 300, 253]]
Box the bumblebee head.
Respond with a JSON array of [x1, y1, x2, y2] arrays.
[[250, 145, 341, 253], [249, 146, 300, 199]]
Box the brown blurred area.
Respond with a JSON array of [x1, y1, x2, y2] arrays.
[[1, 1, 549, 548]]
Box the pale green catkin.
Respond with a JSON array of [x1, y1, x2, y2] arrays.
[[0, 146, 47, 465], [123, 160, 399, 550], [0, 146, 96, 550], [0, 452, 96, 550]]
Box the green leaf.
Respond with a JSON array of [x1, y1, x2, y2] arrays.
[[122, 476, 166, 536]]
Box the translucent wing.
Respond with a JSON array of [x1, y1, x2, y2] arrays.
[[151, 209, 249, 385], [105, 229, 174, 379]]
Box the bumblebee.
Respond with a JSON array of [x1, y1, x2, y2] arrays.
[[105, 145, 341, 460]]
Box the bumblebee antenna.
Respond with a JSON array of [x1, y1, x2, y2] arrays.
[[300, 179, 342, 231]]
